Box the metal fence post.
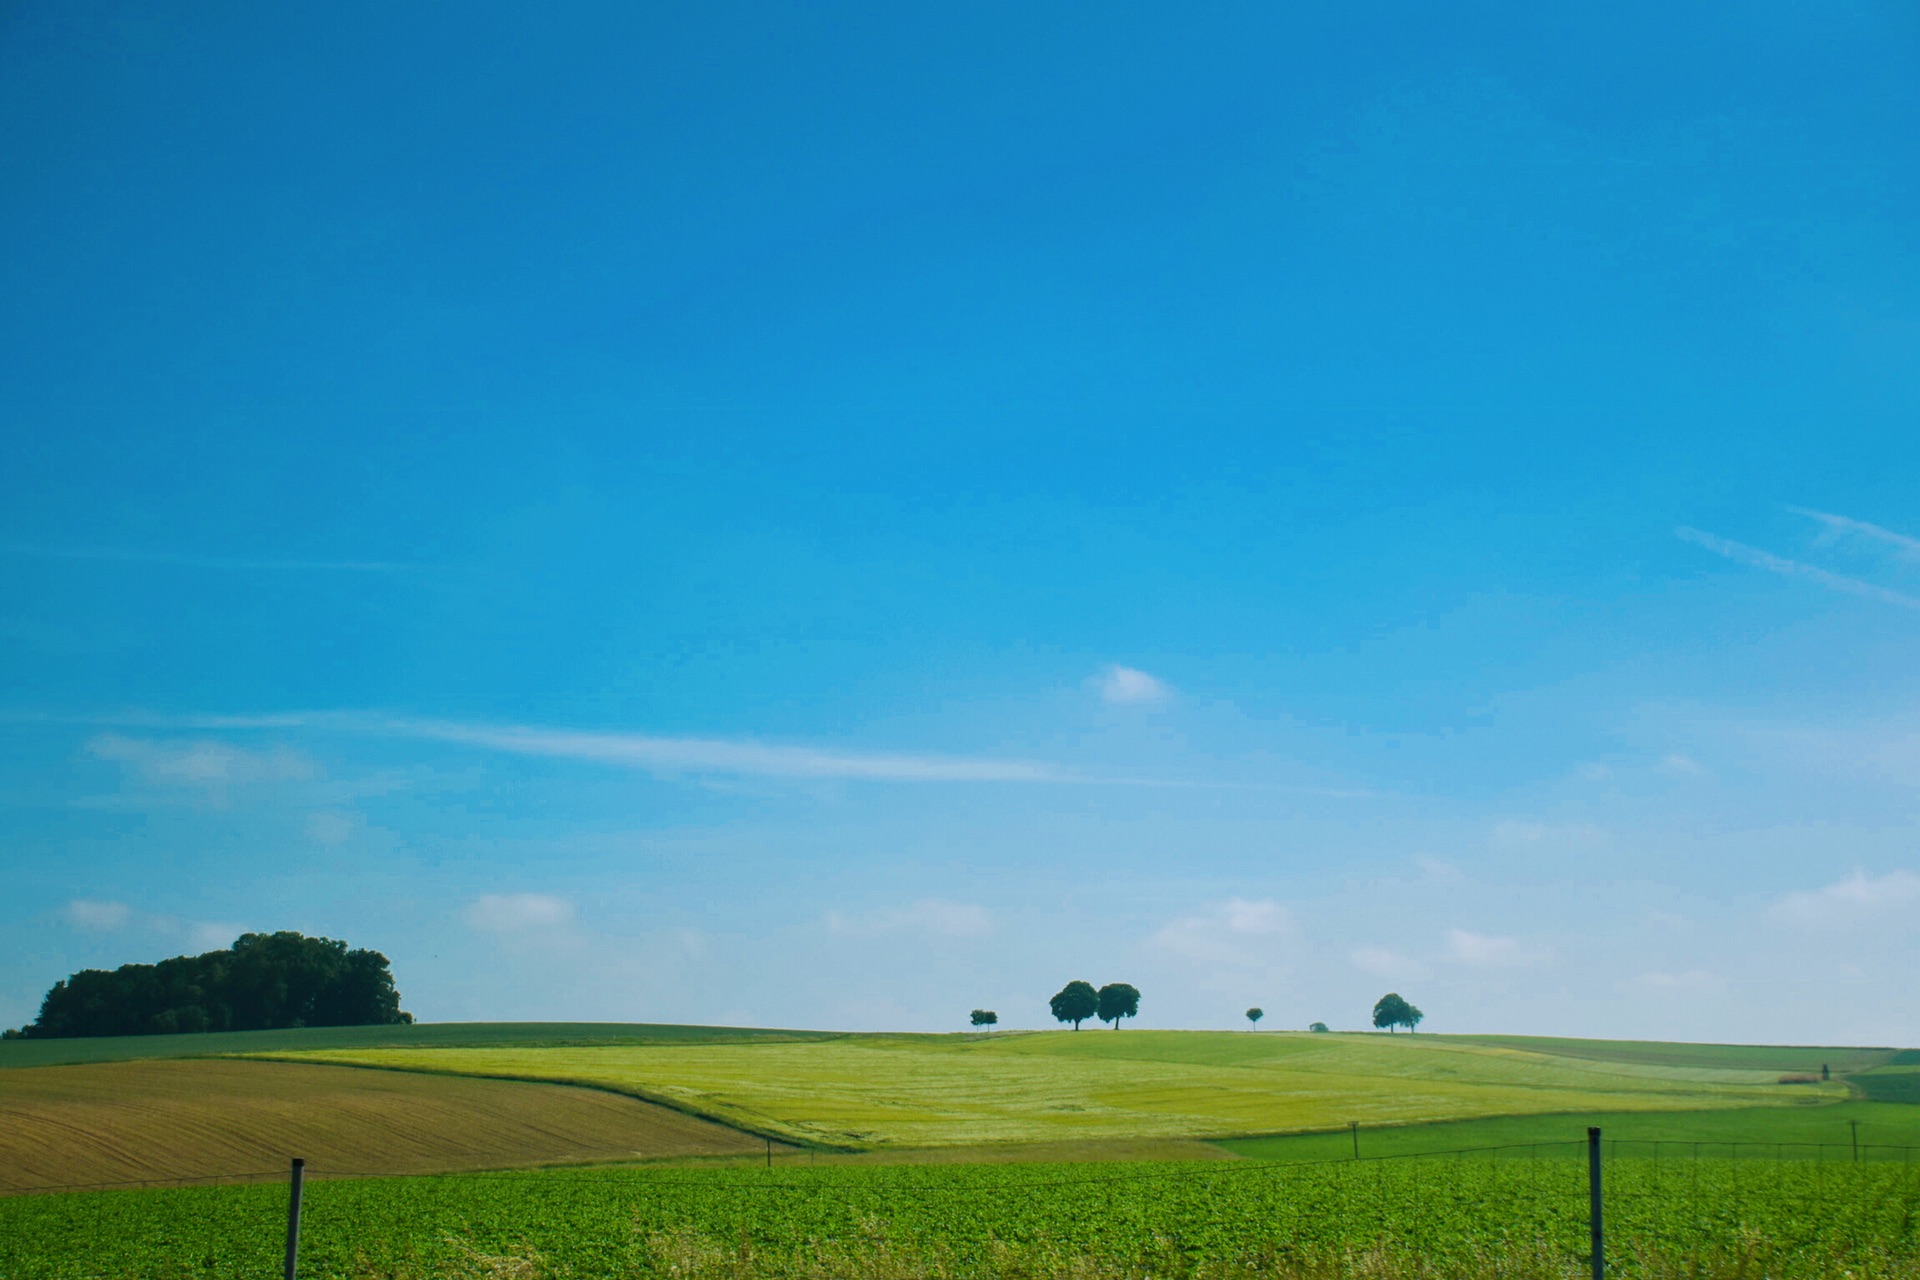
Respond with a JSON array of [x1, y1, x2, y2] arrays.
[[1588, 1127, 1604, 1280], [284, 1158, 304, 1280]]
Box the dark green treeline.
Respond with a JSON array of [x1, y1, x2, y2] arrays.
[[9, 931, 411, 1039]]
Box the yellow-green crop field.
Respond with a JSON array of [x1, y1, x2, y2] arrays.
[[273, 1029, 1859, 1150]]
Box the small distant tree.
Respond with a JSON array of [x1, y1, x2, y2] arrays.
[[970, 1009, 998, 1027], [1245, 1007, 1264, 1028], [1371, 993, 1423, 1033], [1096, 983, 1140, 1029], [1309, 1022, 1329, 1033], [1050, 981, 1099, 1030]]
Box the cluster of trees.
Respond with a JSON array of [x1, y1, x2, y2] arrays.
[[978, 992, 1418, 1034], [5, 931, 412, 1039], [1049, 980, 1139, 1029], [1372, 992, 1423, 1032]]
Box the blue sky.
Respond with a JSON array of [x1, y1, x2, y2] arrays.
[[3, 2, 1918, 1042]]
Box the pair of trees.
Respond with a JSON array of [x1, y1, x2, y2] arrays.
[[1049, 980, 1139, 1029], [1372, 992, 1423, 1033], [11, 932, 411, 1039], [970, 1009, 998, 1026]]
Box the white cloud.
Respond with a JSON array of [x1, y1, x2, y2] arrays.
[[1676, 526, 1920, 610], [1148, 900, 1297, 986], [1097, 665, 1172, 706], [1768, 869, 1920, 929], [1444, 928, 1540, 969], [63, 899, 130, 931], [1221, 898, 1290, 934], [1659, 753, 1707, 777], [464, 893, 576, 934], [1491, 819, 1606, 847], [188, 922, 242, 950], [304, 809, 359, 847], [827, 898, 994, 939], [1350, 946, 1429, 981], [87, 734, 316, 796], [387, 718, 1061, 783]]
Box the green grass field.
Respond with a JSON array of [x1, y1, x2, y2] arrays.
[[6, 1156, 1919, 1279], [270, 1028, 1857, 1150]]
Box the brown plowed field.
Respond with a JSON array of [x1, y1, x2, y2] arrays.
[[0, 1057, 765, 1192]]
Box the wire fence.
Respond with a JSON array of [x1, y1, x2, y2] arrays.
[[5, 1129, 1920, 1197]]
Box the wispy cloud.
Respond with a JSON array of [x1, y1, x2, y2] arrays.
[[1096, 664, 1173, 706], [59, 900, 238, 948], [3, 544, 408, 572], [87, 734, 317, 800], [463, 893, 575, 934], [1768, 869, 1920, 929], [386, 718, 1065, 783], [1443, 928, 1546, 970], [1676, 527, 1920, 610], [827, 899, 994, 939], [63, 899, 131, 931], [1149, 898, 1296, 971], [1788, 507, 1920, 560]]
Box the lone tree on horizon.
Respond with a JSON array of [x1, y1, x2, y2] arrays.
[[1096, 982, 1140, 1029], [1246, 1007, 1263, 1028], [1050, 981, 1099, 1030], [1372, 992, 1423, 1033], [970, 1009, 998, 1027]]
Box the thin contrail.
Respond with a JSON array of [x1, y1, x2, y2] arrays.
[[1676, 527, 1920, 610], [1786, 507, 1920, 559]]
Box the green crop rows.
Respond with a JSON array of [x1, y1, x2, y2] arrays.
[[5, 1156, 1919, 1279]]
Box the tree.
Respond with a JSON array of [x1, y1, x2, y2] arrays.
[[1096, 982, 1140, 1029], [16, 932, 411, 1039], [1309, 1022, 1329, 1033], [1371, 992, 1423, 1034], [1245, 1007, 1264, 1028], [970, 1009, 998, 1027], [1049, 981, 1098, 1030]]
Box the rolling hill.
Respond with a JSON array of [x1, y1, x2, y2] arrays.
[[269, 1028, 1874, 1150]]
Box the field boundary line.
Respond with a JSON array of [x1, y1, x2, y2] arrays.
[[232, 1053, 858, 1152]]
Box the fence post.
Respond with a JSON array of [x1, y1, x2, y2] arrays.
[[1588, 1128, 1604, 1280], [1850, 1121, 1859, 1163], [1350, 1121, 1360, 1160], [284, 1158, 304, 1280]]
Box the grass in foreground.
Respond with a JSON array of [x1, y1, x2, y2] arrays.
[[0, 1058, 763, 1192], [3, 1156, 1916, 1278], [270, 1030, 1848, 1149]]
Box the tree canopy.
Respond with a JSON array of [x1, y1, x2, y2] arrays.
[[970, 1009, 998, 1027], [1371, 992, 1424, 1033], [1049, 980, 1099, 1030], [14, 931, 412, 1039], [1096, 982, 1140, 1029], [1309, 1021, 1330, 1033], [1245, 1007, 1263, 1027]]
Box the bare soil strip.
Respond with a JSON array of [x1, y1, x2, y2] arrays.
[[0, 1057, 764, 1192]]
